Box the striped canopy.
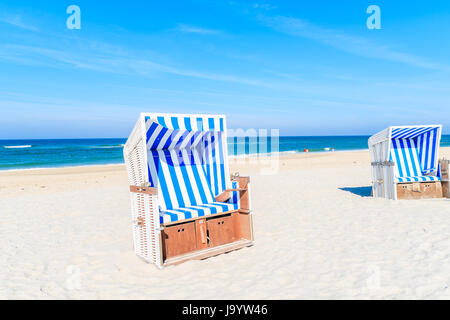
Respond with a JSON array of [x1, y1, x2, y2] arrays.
[[143, 114, 231, 217], [391, 126, 440, 139], [145, 115, 225, 150], [389, 125, 442, 182], [145, 115, 224, 132]]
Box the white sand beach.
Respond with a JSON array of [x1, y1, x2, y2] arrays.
[[1, 148, 450, 300]]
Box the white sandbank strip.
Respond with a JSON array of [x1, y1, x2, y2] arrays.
[[2, 147, 449, 173], [0, 163, 125, 173]]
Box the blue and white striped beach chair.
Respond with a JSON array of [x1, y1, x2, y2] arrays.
[[124, 113, 254, 268], [369, 125, 446, 200]]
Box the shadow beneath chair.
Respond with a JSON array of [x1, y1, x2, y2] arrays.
[[339, 186, 372, 198]]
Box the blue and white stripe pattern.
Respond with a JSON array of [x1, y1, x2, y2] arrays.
[[391, 126, 439, 139], [143, 114, 236, 224], [229, 180, 240, 208], [148, 149, 215, 211], [203, 131, 228, 197], [416, 128, 439, 174], [145, 115, 224, 133], [160, 202, 239, 224], [160, 181, 240, 224], [396, 176, 440, 183], [389, 126, 441, 183]]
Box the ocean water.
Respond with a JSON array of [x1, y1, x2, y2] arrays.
[[0, 139, 126, 171], [1, 136, 449, 171]]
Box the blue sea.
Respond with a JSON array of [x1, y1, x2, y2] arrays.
[[1, 136, 450, 171]]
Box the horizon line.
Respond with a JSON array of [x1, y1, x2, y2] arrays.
[[1, 133, 450, 141]]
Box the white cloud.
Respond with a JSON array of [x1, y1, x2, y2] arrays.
[[0, 43, 278, 88], [253, 3, 277, 11], [259, 15, 441, 70], [0, 14, 38, 31], [176, 24, 221, 35]]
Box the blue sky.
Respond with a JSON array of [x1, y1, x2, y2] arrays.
[[0, 0, 450, 138]]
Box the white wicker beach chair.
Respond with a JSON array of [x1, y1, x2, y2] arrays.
[[123, 113, 254, 268], [369, 125, 449, 200]]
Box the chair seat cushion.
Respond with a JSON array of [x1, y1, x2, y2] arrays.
[[396, 176, 440, 183], [160, 202, 239, 224]]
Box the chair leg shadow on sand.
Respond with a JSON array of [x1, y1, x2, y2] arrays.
[[339, 186, 373, 198]]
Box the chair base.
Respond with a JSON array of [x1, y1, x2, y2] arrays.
[[161, 210, 254, 266], [443, 181, 450, 198], [397, 181, 443, 200], [163, 239, 254, 267]]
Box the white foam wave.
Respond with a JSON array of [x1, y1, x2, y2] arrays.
[[88, 144, 124, 149], [228, 150, 299, 159], [3, 145, 32, 149]]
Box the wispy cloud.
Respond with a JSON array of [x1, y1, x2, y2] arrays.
[[176, 24, 221, 35], [0, 14, 38, 31], [0, 42, 278, 88], [259, 15, 440, 70], [252, 3, 277, 11]]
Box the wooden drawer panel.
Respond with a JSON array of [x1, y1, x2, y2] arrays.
[[397, 182, 443, 200], [207, 214, 236, 247], [162, 222, 197, 259]]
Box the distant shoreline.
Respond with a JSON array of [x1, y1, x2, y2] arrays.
[[1, 135, 449, 171], [0, 148, 367, 172], [2, 147, 449, 173]]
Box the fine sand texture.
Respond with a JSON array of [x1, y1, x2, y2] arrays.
[[1, 148, 450, 299]]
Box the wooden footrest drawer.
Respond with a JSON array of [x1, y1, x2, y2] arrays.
[[397, 181, 443, 199], [161, 211, 253, 263], [162, 222, 197, 259], [207, 214, 236, 247]]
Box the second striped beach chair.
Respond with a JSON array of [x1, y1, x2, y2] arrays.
[[369, 125, 449, 200]]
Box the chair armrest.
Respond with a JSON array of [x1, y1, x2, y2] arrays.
[[214, 189, 247, 202], [214, 176, 251, 211], [422, 168, 436, 174]]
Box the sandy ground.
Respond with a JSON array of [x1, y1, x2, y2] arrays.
[[1, 148, 450, 299]]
